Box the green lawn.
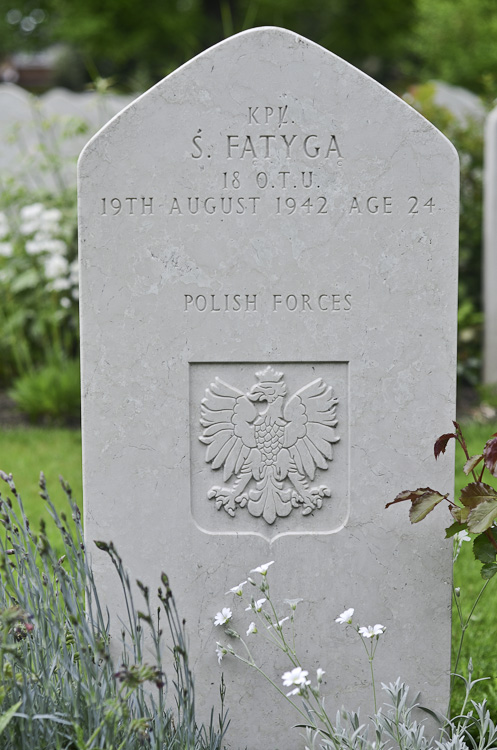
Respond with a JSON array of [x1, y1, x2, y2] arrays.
[[1, 420, 497, 719], [0, 426, 83, 555], [451, 419, 497, 715]]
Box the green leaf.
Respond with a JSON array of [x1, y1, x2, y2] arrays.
[[464, 454, 483, 475], [409, 490, 445, 523], [445, 521, 467, 538], [481, 562, 497, 580], [451, 506, 470, 523], [473, 531, 497, 563], [0, 701, 21, 735], [467, 500, 497, 533], [460, 482, 497, 508], [386, 488, 446, 515]]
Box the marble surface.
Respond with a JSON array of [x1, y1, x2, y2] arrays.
[[79, 28, 459, 749]]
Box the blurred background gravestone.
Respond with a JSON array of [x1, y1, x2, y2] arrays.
[[0, 82, 134, 191], [484, 106, 497, 385]]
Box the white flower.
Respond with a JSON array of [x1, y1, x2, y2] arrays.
[[453, 529, 472, 561], [214, 607, 232, 626], [40, 208, 62, 230], [20, 203, 44, 234], [250, 561, 274, 575], [26, 231, 67, 256], [20, 203, 44, 221], [284, 598, 303, 610], [267, 617, 289, 630], [60, 296, 71, 309], [0, 242, 13, 257], [335, 608, 354, 624], [43, 238, 67, 255], [282, 667, 311, 695], [316, 668, 325, 682], [226, 581, 247, 596], [246, 622, 257, 636], [48, 277, 72, 291], [25, 238, 46, 255], [215, 643, 227, 664], [358, 624, 385, 638], [44, 254, 68, 279], [282, 667, 310, 686], [245, 598, 266, 612]]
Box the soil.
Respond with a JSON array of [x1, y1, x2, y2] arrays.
[[0, 390, 31, 428]]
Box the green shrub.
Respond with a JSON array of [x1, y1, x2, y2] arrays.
[[0, 471, 229, 749], [0, 191, 79, 386], [9, 358, 81, 423]]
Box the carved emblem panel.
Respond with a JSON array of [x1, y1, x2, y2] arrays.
[[190, 362, 349, 541]]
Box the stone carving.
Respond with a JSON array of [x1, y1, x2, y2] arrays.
[[199, 366, 339, 524]]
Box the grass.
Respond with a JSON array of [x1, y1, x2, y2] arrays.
[[1, 420, 497, 722], [450, 418, 497, 716], [0, 427, 82, 554]]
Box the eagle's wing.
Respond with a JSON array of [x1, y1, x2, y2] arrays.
[[283, 378, 339, 480], [199, 378, 258, 481]]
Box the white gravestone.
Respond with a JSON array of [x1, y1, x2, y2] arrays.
[[484, 106, 497, 384], [79, 28, 459, 749], [0, 83, 134, 190]]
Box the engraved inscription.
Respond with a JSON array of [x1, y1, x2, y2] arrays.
[[199, 366, 339, 525], [98, 194, 435, 218], [184, 293, 352, 313], [96, 102, 439, 220]]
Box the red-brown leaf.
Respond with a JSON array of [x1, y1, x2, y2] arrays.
[[386, 487, 441, 509], [484, 436, 497, 476], [434, 433, 456, 460], [460, 482, 497, 508], [409, 491, 445, 523]]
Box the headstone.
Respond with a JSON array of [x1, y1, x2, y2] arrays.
[[484, 106, 497, 384], [78, 28, 459, 749], [431, 80, 485, 124], [0, 83, 134, 191]]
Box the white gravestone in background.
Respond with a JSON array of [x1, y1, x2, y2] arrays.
[[79, 28, 459, 749], [0, 83, 134, 190], [484, 106, 497, 384]]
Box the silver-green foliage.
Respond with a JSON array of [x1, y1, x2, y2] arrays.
[[303, 678, 497, 750], [0, 471, 228, 749]]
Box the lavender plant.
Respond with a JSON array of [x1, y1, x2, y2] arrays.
[[0, 470, 228, 749]]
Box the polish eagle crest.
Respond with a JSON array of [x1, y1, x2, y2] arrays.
[[199, 366, 339, 525]]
